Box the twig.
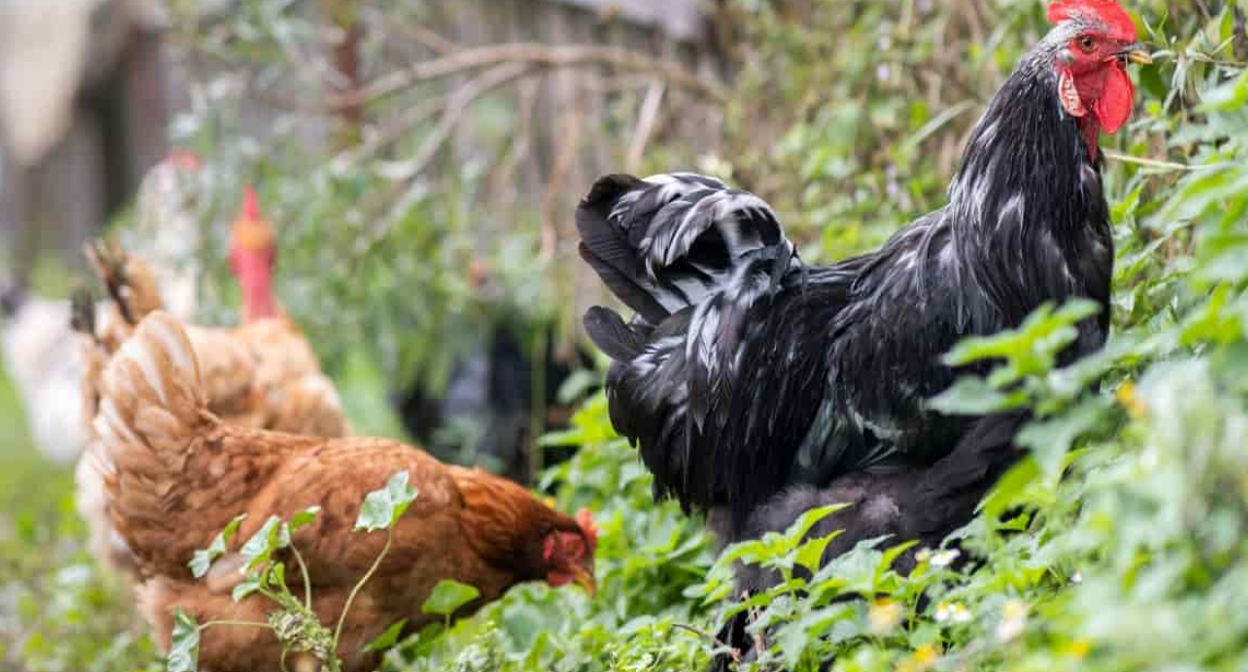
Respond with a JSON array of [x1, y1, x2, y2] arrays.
[[333, 43, 728, 107], [333, 529, 393, 651], [200, 619, 271, 630], [289, 544, 313, 609], [539, 93, 585, 263], [672, 623, 741, 663], [330, 92, 450, 170], [358, 62, 534, 243], [385, 62, 532, 183], [626, 81, 666, 174], [1103, 150, 1230, 172]]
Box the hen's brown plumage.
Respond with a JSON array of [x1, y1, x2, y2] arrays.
[[75, 239, 350, 579], [92, 312, 596, 671]]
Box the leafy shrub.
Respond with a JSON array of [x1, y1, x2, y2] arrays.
[[4, 0, 1248, 670]]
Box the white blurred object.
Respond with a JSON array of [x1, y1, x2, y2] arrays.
[[0, 297, 91, 464], [0, 154, 204, 465], [0, 0, 102, 165], [0, 0, 166, 166]]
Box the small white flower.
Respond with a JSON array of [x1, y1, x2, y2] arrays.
[[1071, 570, 1083, 585], [915, 548, 933, 563], [876, 64, 892, 82], [869, 599, 904, 635], [930, 549, 961, 568], [934, 601, 972, 624], [995, 599, 1029, 642]]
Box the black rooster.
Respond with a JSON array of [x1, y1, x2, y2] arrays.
[[581, 0, 1146, 535], [579, 0, 1147, 659]]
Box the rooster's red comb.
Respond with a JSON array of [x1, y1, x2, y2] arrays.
[[575, 508, 599, 550], [1047, 0, 1137, 42]]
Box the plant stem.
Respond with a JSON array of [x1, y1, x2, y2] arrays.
[[332, 528, 394, 653], [1102, 150, 1230, 172], [290, 543, 314, 609], [672, 623, 741, 662], [199, 619, 271, 631]]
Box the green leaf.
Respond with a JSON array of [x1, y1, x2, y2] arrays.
[[421, 580, 481, 617], [288, 506, 322, 533], [1016, 397, 1111, 477], [875, 540, 919, 588], [355, 471, 420, 532], [783, 504, 847, 546], [361, 618, 408, 653], [928, 377, 1017, 415], [189, 514, 246, 579], [232, 575, 263, 603], [167, 609, 200, 672], [795, 530, 841, 573], [979, 456, 1041, 518], [239, 515, 291, 573]]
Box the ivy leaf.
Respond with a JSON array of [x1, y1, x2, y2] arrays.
[[189, 514, 246, 579], [232, 575, 263, 603], [421, 580, 480, 617], [239, 516, 291, 573], [167, 609, 200, 672], [289, 506, 322, 533], [355, 471, 419, 532], [362, 618, 408, 653]]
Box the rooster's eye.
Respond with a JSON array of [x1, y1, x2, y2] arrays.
[[1077, 35, 1097, 53]]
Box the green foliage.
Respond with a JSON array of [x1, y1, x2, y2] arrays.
[[422, 581, 482, 619], [5, 1, 1248, 671], [356, 472, 419, 533]]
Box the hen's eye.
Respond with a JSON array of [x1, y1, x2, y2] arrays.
[[1077, 35, 1097, 53]]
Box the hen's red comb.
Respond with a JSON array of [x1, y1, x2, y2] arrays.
[[1047, 0, 1137, 42], [165, 151, 201, 170], [242, 186, 261, 221], [575, 508, 599, 550]]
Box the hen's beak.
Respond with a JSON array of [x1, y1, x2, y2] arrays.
[[570, 565, 597, 597], [1119, 44, 1152, 65]]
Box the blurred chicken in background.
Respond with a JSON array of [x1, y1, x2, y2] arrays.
[[0, 153, 202, 466], [395, 261, 594, 485], [74, 188, 350, 577]]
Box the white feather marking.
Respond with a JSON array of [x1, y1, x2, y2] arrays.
[[145, 317, 195, 380], [117, 335, 167, 406]]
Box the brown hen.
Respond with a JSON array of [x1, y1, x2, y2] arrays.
[[92, 312, 597, 671], [76, 188, 349, 578]]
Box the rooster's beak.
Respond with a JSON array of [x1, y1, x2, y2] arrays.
[[570, 565, 597, 597], [1119, 44, 1152, 65]]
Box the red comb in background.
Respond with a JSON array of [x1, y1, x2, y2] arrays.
[[242, 186, 261, 221], [1047, 0, 1137, 42], [576, 508, 599, 550], [165, 151, 201, 170]]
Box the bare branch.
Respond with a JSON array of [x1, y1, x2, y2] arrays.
[[672, 623, 741, 663], [357, 62, 534, 243], [626, 81, 666, 174], [334, 43, 728, 107]]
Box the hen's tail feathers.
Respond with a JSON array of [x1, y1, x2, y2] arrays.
[[70, 288, 98, 339], [576, 172, 793, 331], [85, 239, 165, 326], [94, 311, 212, 468]]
